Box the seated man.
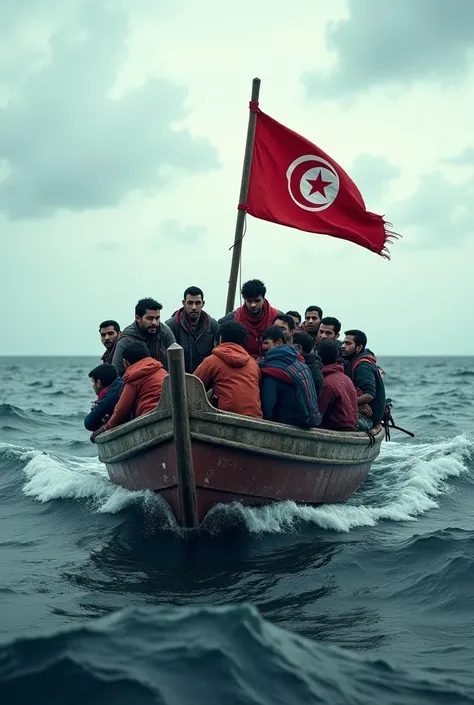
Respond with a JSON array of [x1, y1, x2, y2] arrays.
[[112, 297, 175, 375], [292, 330, 323, 396], [259, 326, 322, 428], [100, 342, 168, 432], [317, 341, 358, 431], [165, 286, 218, 373], [272, 313, 296, 344], [218, 279, 281, 358], [84, 363, 122, 432], [342, 329, 386, 430], [193, 321, 262, 418], [286, 310, 301, 327], [99, 320, 121, 363]]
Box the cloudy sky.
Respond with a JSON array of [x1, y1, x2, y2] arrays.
[[1, 0, 473, 356]]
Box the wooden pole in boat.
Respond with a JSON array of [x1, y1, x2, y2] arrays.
[[224, 76, 261, 314], [167, 343, 198, 528]]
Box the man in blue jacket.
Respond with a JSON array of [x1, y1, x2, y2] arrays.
[[84, 363, 123, 432], [259, 326, 322, 428]]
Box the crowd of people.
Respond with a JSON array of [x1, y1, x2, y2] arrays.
[[85, 280, 386, 439]]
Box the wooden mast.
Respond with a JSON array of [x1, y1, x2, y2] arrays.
[[224, 77, 261, 314]]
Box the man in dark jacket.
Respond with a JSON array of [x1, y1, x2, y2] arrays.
[[292, 330, 323, 396], [342, 329, 386, 430], [317, 341, 358, 431], [259, 326, 322, 428], [165, 286, 217, 373], [99, 319, 121, 363], [111, 297, 175, 376], [84, 363, 122, 432]]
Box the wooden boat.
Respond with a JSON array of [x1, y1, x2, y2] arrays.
[[95, 344, 384, 527]]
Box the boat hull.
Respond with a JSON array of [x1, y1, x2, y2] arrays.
[[96, 375, 383, 525]]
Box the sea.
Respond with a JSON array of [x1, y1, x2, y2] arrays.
[[0, 355, 473, 704]]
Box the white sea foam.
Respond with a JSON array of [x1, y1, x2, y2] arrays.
[[2, 433, 472, 535]]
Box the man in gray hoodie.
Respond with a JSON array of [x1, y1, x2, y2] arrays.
[[111, 297, 175, 376]]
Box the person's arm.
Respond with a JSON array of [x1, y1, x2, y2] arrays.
[[111, 336, 127, 376], [104, 383, 137, 430], [84, 395, 114, 432], [193, 357, 214, 390], [260, 376, 279, 421], [161, 323, 176, 348], [317, 383, 334, 416], [354, 363, 376, 406]]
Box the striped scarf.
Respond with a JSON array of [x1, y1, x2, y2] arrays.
[[259, 345, 322, 428]]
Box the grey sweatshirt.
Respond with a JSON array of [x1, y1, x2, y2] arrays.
[[111, 321, 175, 376]]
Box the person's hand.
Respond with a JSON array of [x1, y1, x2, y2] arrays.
[[90, 425, 106, 443]]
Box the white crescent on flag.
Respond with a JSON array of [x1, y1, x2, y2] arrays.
[[286, 155, 340, 212]]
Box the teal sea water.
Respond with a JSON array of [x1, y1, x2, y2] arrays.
[[1, 356, 473, 704]]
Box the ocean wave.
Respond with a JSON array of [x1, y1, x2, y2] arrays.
[[0, 604, 471, 705], [1, 432, 472, 536]]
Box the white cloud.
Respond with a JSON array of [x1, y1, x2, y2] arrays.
[[1, 0, 473, 356]]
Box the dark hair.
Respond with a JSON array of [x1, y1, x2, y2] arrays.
[[292, 331, 314, 354], [318, 340, 339, 366], [320, 316, 341, 334], [99, 320, 120, 333], [216, 321, 248, 346], [344, 329, 367, 349], [286, 310, 301, 322], [88, 363, 118, 386], [261, 325, 287, 344], [273, 314, 296, 331], [183, 286, 204, 300], [305, 305, 323, 318], [135, 298, 162, 317], [241, 279, 266, 300], [123, 342, 150, 365]]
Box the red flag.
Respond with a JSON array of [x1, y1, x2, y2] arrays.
[[245, 109, 397, 257]]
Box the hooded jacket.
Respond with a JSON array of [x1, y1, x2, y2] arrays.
[[193, 342, 262, 418], [111, 321, 175, 376], [259, 345, 322, 428], [318, 363, 358, 431], [104, 357, 168, 430], [165, 309, 218, 373], [84, 377, 123, 432], [347, 350, 386, 423]]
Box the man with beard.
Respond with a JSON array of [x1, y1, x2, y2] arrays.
[[99, 319, 121, 363], [165, 286, 218, 373], [300, 305, 323, 349], [342, 329, 386, 431], [218, 279, 281, 359], [111, 298, 175, 376]]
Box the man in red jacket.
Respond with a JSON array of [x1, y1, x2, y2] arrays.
[[217, 279, 281, 359], [317, 340, 358, 431], [93, 342, 168, 436]]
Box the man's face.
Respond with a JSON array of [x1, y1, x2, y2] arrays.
[[289, 315, 301, 327], [245, 295, 265, 316], [183, 294, 203, 323], [91, 378, 101, 395], [274, 319, 292, 342], [136, 309, 160, 337], [100, 325, 119, 349], [318, 324, 338, 343], [262, 337, 282, 353], [304, 310, 321, 333], [342, 335, 361, 359]]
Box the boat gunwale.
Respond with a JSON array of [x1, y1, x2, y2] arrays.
[[94, 374, 384, 450]]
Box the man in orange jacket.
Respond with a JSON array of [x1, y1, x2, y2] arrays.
[[94, 342, 168, 436], [193, 321, 262, 418]]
